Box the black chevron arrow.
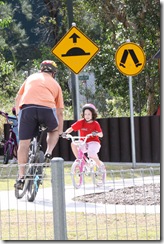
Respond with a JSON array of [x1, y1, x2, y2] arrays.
[[69, 33, 80, 43]]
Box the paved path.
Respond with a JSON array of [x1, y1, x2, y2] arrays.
[[0, 176, 160, 214]]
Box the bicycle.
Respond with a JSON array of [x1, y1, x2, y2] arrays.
[[63, 133, 106, 189], [0, 110, 18, 164], [14, 125, 47, 202]]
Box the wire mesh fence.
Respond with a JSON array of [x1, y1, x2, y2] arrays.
[[0, 160, 160, 240]]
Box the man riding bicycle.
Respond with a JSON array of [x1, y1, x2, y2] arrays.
[[14, 60, 64, 190]]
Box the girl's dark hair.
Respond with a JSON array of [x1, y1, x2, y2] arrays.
[[82, 108, 97, 120]]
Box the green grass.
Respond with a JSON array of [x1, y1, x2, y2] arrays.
[[0, 162, 160, 241], [0, 162, 160, 191], [0, 210, 160, 240]]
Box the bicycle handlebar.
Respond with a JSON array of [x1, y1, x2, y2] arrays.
[[62, 133, 93, 146], [0, 111, 8, 118], [0, 111, 9, 123], [0, 110, 18, 126]]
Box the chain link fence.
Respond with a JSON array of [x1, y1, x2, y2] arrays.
[[0, 159, 160, 240]]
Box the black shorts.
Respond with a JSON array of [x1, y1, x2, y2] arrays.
[[18, 105, 58, 140]]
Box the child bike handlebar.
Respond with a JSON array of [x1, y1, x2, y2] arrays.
[[62, 133, 93, 146]]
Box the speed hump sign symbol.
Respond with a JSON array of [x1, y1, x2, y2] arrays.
[[51, 26, 99, 74], [115, 42, 146, 76]]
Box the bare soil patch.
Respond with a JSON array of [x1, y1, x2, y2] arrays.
[[73, 183, 160, 205]]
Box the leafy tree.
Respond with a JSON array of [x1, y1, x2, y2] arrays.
[[72, 0, 160, 116], [0, 0, 34, 111], [0, 0, 160, 118]]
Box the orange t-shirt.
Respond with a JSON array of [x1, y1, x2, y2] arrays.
[[17, 72, 64, 109]]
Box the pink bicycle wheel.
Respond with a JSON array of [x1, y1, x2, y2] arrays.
[[91, 162, 106, 187], [71, 161, 83, 189]]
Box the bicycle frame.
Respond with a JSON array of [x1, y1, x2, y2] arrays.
[[66, 133, 92, 165], [15, 125, 47, 202], [77, 145, 87, 172], [4, 136, 16, 156]]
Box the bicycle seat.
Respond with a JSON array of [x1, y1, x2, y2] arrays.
[[39, 124, 48, 132]]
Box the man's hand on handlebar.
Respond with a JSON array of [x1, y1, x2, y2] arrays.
[[60, 132, 69, 139]]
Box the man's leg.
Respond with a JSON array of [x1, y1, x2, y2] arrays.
[[17, 139, 31, 179], [14, 139, 31, 190], [71, 142, 78, 158], [45, 130, 59, 157]]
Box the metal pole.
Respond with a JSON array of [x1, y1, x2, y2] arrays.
[[75, 74, 80, 120], [66, 0, 78, 120], [128, 76, 136, 168], [66, 0, 73, 28], [71, 72, 78, 119], [51, 157, 67, 240]]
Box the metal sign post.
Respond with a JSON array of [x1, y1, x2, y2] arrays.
[[75, 74, 80, 120], [128, 76, 136, 168]]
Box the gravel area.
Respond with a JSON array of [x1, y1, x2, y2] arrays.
[[73, 183, 160, 205]]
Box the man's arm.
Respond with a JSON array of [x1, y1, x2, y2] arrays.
[[56, 108, 64, 135], [15, 81, 25, 115], [15, 94, 22, 115]]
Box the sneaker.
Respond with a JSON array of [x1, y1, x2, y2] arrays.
[[44, 153, 52, 166], [14, 177, 25, 190]]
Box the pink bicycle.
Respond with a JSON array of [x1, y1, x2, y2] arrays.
[[63, 133, 106, 189]]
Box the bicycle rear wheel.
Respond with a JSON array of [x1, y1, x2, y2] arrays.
[[26, 150, 44, 202], [3, 143, 12, 164], [91, 162, 106, 187], [71, 160, 83, 189]]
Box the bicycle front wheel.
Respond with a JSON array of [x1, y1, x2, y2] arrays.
[[3, 143, 12, 164], [26, 150, 44, 202], [71, 160, 83, 189], [15, 177, 30, 199], [91, 162, 106, 187]]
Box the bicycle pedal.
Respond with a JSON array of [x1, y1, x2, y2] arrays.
[[44, 153, 52, 162]]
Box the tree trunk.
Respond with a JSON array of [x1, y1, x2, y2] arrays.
[[146, 76, 155, 115]]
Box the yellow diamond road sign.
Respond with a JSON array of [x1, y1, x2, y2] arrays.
[[115, 42, 146, 76], [51, 26, 99, 74]]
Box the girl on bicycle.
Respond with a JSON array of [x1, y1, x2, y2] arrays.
[[64, 103, 104, 168]]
